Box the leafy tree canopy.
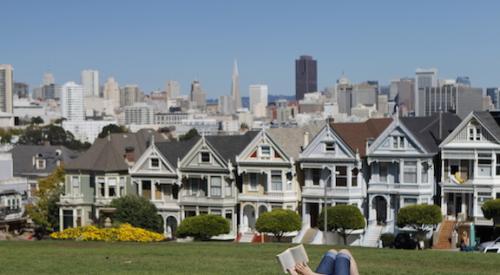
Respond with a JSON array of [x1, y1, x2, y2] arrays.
[[255, 209, 301, 242], [179, 128, 199, 141], [319, 205, 365, 245], [110, 195, 163, 233], [177, 214, 229, 240], [397, 204, 442, 232], [97, 124, 128, 138]]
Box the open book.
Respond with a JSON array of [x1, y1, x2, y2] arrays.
[[276, 244, 309, 274]]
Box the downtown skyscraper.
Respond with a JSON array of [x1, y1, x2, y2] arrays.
[[81, 69, 100, 97], [0, 64, 14, 114], [231, 60, 241, 110], [295, 55, 317, 101]]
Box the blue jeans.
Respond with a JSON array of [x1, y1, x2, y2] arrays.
[[315, 251, 351, 275]]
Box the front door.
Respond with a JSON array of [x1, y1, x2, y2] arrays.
[[374, 196, 387, 224], [310, 203, 319, 228], [62, 210, 74, 229]]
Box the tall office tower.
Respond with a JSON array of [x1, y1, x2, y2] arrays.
[[103, 77, 120, 110], [42, 84, 57, 100], [120, 85, 140, 107], [0, 64, 14, 114], [295, 55, 317, 101], [166, 80, 180, 99], [81, 69, 100, 97], [43, 72, 55, 86], [352, 82, 377, 107], [415, 68, 438, 116], [61, 81, 85, 121], [14, 82, 29, 98], [190, 80, 206, 109], [231, 60, 241, 109], [423, 84, 483, 119], [218, 95, 235, 115], [249, 84, 268, 118], [336, 74, 353, 115], [486, 88, 500, 110], [390, 78, 415, 115]]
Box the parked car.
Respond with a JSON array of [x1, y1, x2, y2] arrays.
[[394, 233, 418, 250], [483, 245, 500, 253], [478, 237, 500, 252]]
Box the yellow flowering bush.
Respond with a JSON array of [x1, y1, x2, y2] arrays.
[[50, 224, 165, 242]]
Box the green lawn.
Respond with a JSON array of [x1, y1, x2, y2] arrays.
[[0, 241, 498, 274]]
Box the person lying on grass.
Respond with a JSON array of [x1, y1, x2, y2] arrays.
[[288, 249, 359, 275]]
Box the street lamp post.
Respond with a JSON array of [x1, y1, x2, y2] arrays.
[[324, 167, 339, 244]]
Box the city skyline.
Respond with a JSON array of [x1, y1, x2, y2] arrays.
[[2, 1, 500, 97]]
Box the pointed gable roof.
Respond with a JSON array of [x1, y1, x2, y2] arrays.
[[268, 125, 322, 160], [400, 113, 461, 153], [205, 131, 259, 163], [155, 136, 201, 169], [472, 111, 500, 142], [331, 118, 392, 157]]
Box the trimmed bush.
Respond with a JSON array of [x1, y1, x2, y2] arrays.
[[482, 199, 500, 225], [319, 205, 365, 245], [397, 204, 442, 233], [50, 224, 165, 242], [177, 214, 229, 240], [110, 195, 164, 233], [256, 209, 301, 242], [381, 233, 396, 248]]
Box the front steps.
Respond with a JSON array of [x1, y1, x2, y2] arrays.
[[433, 220, 456, 249], [363, 224, 383, 247]]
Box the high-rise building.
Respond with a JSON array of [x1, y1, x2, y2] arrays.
[[249, 84, 268, 118], [43, 72, 55, 86], [41, 84, 58, 100], [295, 55, 317, 101], [103, 77, 120, 110], [0, 64, 14, 114], [120, 85, 140, 107], [390, 78, 415, 115], [124, 102, 154, 125], [81, 69, 100, 97], [190, 80, 206, 109], [415, 68, 438, 116], [13, 82, 29, 98], [218, 95, 235, 115], [336, 74, 353, 115], [456, 76, 471, 87], [231, 60, 241, 110], [166, 80, 180, 100], [486, 88, 500, 110], [352, 82, 377, 107], [423, 84, 483, 119], [61, 81, 85, 121]]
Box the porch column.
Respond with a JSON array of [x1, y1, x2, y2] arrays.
[[417, 160, 422, 184], [239, 204, 243, 232], [104, 178, 109, 198], [441, 193, 447, 216], [151, 181, 156, 201], [138, 180, 143, 196], [59, 208, 63, 231], [461, 193, 467, 216], [302, 201, 307, 225]]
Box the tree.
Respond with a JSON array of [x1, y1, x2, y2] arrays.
[[240, 123, 249, 131], [397, 204, 442, 240], [177, 214, 229, 240], [26, 166, 65, 237], [31, 116, 44, 125], [319, 205, 365, 245], [179, 128, 199, 141], [481, 199, 500, 236], [97, 124, 128, 138], [110, 195, 164, 233], [255, 209, 301, 242], [17, 124, 90, 151]]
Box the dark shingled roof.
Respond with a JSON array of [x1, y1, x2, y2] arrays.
[[473, 111, 500, 141], [205, 131, 259, 163], [400, 113, 461, 153], [10, 145, 79, 177], [65, 129, 168, 172], [155, 136, 202, 168], [332, 118, 393, 157]]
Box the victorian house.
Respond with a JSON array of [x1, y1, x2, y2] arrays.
[[439, 111, 500, 227], [365, 113, 460, 236]]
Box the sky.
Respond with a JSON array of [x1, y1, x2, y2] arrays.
[[2, 1, 500, 98]]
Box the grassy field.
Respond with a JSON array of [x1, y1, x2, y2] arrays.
[[0, 241, 499, 274]]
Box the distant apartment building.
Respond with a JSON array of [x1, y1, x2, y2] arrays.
[[124, 103, 154, 125], [415, 68, 438, 116], [352, 82, 377, 107], [120, 85, 140, 107], [61, 81, 85, 121], [249, 84, 268, 118], [423, 84, 483, 118], [336, 75, 353, 115], [190, 80, 206, 109], [0, 64, 14, 114], [154, 112, 189, 126], [103, 77, 120, 111], [391, 78, 415, 115], [486, 88, 499, 110], [295, 55, 317, 101], [218, 95, 235, 115], [166, 80, 180, 100], [81, 70, 99, 97], [13, 82, 29, 98]]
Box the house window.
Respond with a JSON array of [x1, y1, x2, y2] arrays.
[[476, 127, 481, 141], [97, 177, 105, 197], [150, 158, 160, 168], [36, 159, 46, 170], [325, 142, 335, 152], [351, 168, 358, 187], [249, 174, 258, 191], [393, 136, 399, 148], [496, 155, 500, 176], [119, 177, 126, 196], [260, 145, 271, 158], [421, 162, 429, 183], [286, 172, 293, 191], [225, 180, 232, 197], [211, 209, 222, 216], [108, 178, 117, 197], [200, 152, 210, 163], [155, 183, 162, 200], [210, 177, 222, 197], [312, 169, 321, 186], [190, 178, 200, 195], [469, 126, 482, 141], [478, 154, 492, 177], [393, 136, 404, 149], [336, 166, 347, 187], [403, 198, 418, 206], [403, 161, 417, 183], [271, 171, 282, 191], [71, 176, 80, 195], [142, 180, 151, 199], [379, 163, 388, 182]]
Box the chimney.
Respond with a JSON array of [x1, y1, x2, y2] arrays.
[[303, 131, 310, 149], [124, 146, 135, 163]]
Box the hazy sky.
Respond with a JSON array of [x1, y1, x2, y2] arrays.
[[2, 1, 500, 98]]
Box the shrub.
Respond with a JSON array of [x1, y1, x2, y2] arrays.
[[50, 224, 165, 242], [319, 205, 365, 245], [177, 215, 229, 240], [381, 233, 396, 248], [110, 195, 164, 233], [397, 204, 442, 234], [255, 209, 301, 242]]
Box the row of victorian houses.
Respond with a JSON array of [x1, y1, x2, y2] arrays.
[[55, 111, 500, 245]]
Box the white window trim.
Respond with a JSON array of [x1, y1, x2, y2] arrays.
[[259, 145, 271, 159], [248, 173, 258, 191], [200, 151, 211, 164], [149, 157, 160, 169]]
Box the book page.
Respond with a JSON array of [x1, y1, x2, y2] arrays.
[[276, 249, 295, 274], [290, 245, 309, 265]]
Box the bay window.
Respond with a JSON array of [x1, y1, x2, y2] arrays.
[[335, 166, 347, 187], [271, 171, 282, 191], [403, 161, 417, 183], [210, 177, 222, 197]]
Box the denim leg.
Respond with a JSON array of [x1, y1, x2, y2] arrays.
[[315, 251, 337, 275], [334, 253, 351, 275]]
